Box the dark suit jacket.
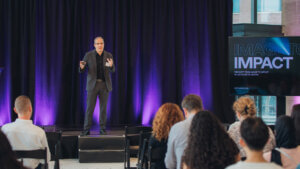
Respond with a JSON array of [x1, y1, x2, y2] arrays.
[[79, 50, 115, 92]]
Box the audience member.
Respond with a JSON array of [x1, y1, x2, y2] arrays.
[[291, 104, 300, 145], [149, 103, 184, 169], [1, 95, 50, 169], [228, 96, 275, 158], [181, 111, 240, 169], [263, 116, 300, 169], [165, 94, 203, 169], [0, 130, 29, 169], [226, 117, 282, 169]]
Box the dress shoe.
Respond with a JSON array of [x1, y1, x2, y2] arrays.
[[80, 130, 90, 136], [99, 129, 107, 135]]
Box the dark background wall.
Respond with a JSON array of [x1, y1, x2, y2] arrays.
[[0, 0, 235, 128]]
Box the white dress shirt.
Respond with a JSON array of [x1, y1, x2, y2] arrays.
[[1, 119, 51, 169]]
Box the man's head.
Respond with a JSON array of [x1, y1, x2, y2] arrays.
[[94, 36, 105, 53], [240, 117, 269, 151], [14, 95, 32, 119], [181, 94, 203, 116]]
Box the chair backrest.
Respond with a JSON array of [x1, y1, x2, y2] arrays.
[[124, 126, 152, 169], [46, 131, 62, 169], [14, 148, 48, 169], [125, 126, 152, 146], [137, 138, 149, 169]]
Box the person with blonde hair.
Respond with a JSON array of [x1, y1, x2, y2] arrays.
[[1, 95, 50, 169], [149, 103, 184, 169], [228, 96, 275, 158]]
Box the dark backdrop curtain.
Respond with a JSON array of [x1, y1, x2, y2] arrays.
[[0, 0, 235, 128]]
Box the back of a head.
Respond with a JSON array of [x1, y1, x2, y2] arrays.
[[152, 103, 184, 141], [233, 96, 256, 117], [291, 104, 300, 145], [240, 117, 269, 151], [181, 94, 203, 112], [183, 111, 239, 169], [275, 115, 297, 148], [14, 95, 32, 115]]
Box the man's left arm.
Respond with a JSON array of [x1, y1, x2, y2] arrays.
[[106, 53, 115, 73]]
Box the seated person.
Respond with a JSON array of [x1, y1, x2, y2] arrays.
[[1, 95, 50, 169], [264, 115, 300, 169], [228, 96, 275, 158], [165, 94, 204, 169], [149, 103, 184, 169], [182, 110, 240, 169], [0, 130, 29, 169], [291, 104, 300, 145], [226, 117, 282, 169]]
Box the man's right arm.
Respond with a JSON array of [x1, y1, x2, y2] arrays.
[[79, 54, 88, 73], [165, 127, 177, 169]]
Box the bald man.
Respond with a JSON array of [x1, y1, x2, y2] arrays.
[[1, 95, 50, 169]]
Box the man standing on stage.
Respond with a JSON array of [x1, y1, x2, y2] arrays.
[[79, 36, 115, 136]]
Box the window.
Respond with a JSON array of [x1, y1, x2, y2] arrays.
[[233, 0, 282, 25], [257, 0, 282, 25]]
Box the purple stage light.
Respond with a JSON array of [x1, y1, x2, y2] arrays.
[[0, 72, 11, 125], [92, 98, 100, 124], [141, 74, 162, 125]]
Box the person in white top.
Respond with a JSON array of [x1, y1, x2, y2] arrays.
[[226, 117, 282, 169], [1, 95, 50, 169]]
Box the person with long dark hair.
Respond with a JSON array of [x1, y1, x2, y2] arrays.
[[264, 115, 300, 169], [149, 103, 184, 169], [226, 117, 282, 169], [182, 111, 240, 169], [291, 104, 300, 145], [0, 130, 29, 169]]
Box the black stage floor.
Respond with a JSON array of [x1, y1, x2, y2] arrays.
[[45, 127, 126, 159]]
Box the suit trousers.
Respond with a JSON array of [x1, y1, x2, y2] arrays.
[[83, 80, 109, 130]]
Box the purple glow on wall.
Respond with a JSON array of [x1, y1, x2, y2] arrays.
[[0, 69, 11, 125], [134, 74, 142, 118], [134, 53, 142, 118], [34, 67, 57, 125], [0, 34, 11, 125], [141, 60, 162, 125], [92, 99, 100, 124], [198, 28, 213, 110], [34, 5, 61, 125], [181, 52, 201, 97], [142, 88, 161, 125], [91, 96, 112, 125]]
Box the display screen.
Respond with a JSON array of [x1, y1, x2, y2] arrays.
[[229, 37, 300, 96]]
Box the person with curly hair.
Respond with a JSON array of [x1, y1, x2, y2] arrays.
[[182, 110, 240, 169], [149, 103, 184, 169], [226, 117, 282, 169], [228, 96, 275, 158], [165, 94, 203, 169], [0, 130, 29, 169]]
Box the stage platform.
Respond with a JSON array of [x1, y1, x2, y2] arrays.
[[44, 127, 126, 162]]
